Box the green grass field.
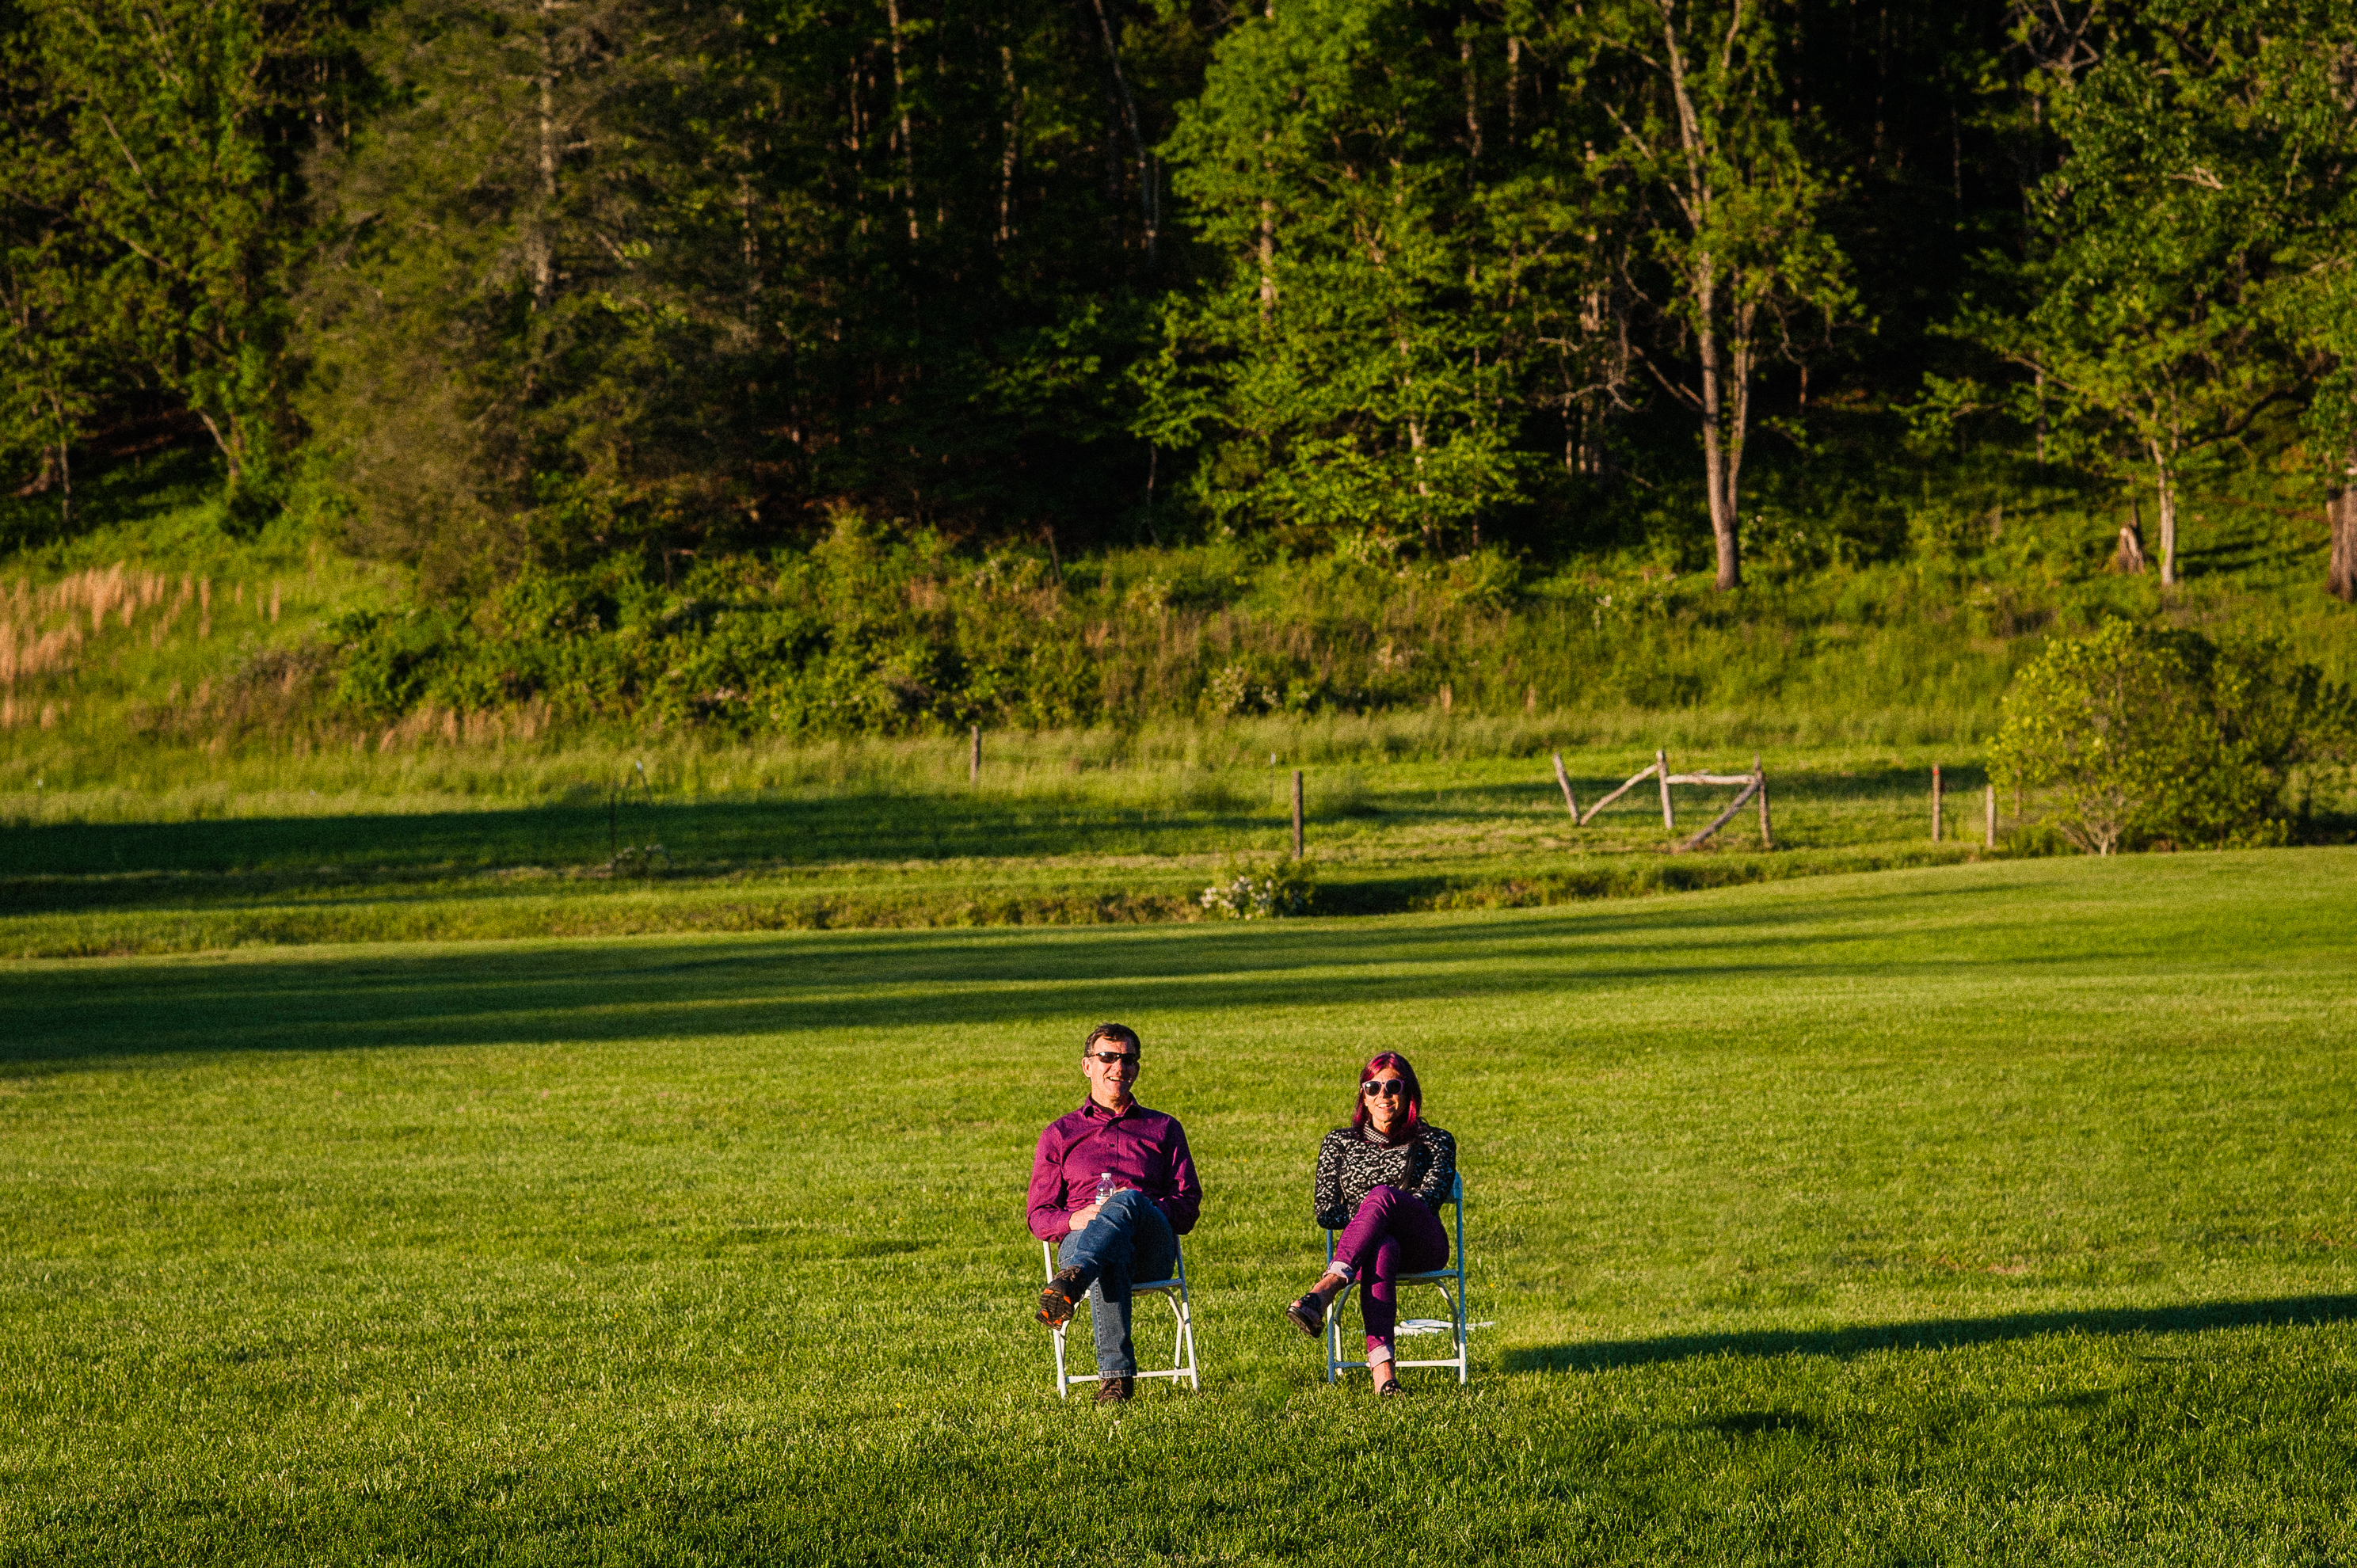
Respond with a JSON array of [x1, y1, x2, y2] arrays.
[[1, 738, 2031, 955], [6, 850, 2356, 1562], [6, 730, 2348, 957]]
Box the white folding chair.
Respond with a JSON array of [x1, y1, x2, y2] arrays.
[[1041, 1235, 1201, 1399], [1323, 1173, 1468, 1385]]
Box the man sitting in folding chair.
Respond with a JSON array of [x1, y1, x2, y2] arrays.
[[1026, 1022, 1201, 1405]]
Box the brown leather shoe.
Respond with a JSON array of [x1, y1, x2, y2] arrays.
[[1036, 1266, 1087, 1328], [1094, 1376, 1135, 1405]]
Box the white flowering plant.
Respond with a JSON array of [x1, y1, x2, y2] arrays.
[[1199, 856, 1316, 919]]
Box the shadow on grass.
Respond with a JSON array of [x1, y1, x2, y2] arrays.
[[0, 858, 2311, 1065], [1506, 1294, 2357, 1374], [0, 797, 1298, 884], [0, 763, 1988, 892]]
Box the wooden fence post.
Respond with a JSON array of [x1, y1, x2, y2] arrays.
[[1292, 769, 1305, 860], [1655, 748, 1674, 832], [1552, 752, 1580, 820], [1985, 783, 1996, 849], [1932, 764, 1943, 842], [969, 724, 981, 785], [1756, 754, 1772, 849]]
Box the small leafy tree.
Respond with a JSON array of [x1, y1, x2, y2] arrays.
[[1993, 620, 2350, 854], [1994, 622, 2239, 854]]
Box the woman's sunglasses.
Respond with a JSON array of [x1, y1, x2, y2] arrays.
[[1362, 1078, 1407, 1098]]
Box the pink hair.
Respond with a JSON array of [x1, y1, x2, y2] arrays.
[[1350, 1052, 1422, 1144]]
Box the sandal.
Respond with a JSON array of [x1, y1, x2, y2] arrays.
[[1284, 1292, 1327, 1338], [1376, 1378, 1407, 1397]]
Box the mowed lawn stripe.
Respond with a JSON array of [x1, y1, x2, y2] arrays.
[[8, 851, 2351, 1063]]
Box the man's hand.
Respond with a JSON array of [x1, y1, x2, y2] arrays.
[[1066, 1201, 1104, 1233]]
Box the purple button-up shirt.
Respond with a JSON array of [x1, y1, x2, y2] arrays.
[[1026, 1098, 1201, 1243]]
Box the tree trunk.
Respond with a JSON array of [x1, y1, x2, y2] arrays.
[[1258, 186, 1275, 324], [2111, 497, 2147, 573], [531, 0, 558, 310], [1258, 0, 1276, 335], [996, 46, 1020, 245], [1461, 32, 1480, 166], [1085, 0, 1154, 265], [2330, 447, 2357, 604], [847, 54, 867, 238], [2151, 441, 2179, 586], [1695, 263, 1740, 590], [1506, 35, 1519, 140], [883, 0, 918, 242], [1660, 6, 1739, 591]]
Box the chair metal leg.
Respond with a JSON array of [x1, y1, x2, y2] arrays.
[[1323, 1283, 1346, 1384], [1438, 1277, 1465, 1383], [1044, 1238, 1198, 1397], [1168, 1288, 1200, 1390]]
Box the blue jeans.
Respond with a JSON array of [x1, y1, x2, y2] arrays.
[[1056, 1189, 1176, 1377]]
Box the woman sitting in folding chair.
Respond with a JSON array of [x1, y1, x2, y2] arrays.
[[1283, 1051, 1456, 1395]]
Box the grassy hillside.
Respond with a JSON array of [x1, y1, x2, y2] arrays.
[[4, 446, 2353, 797], [5, 853, 2355, 1561], [2, 449, 2351, 957]]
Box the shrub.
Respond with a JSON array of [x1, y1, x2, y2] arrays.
[[1198, 856, 1316, 918], [326, 607, 467, 719], [1991, 621, 2352, 854]]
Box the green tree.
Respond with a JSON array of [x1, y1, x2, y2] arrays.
[[1993, 621, 2245, 854], [299, 0, 764, 582], [1541, 0, 1854, 590], [1993, 620, 2348, 854], [0, 0, 334, 508], [1149, 0, 1538, 554], [2203, 3, 2357, 603], [0, 211, 100, 526], [1958, 25, 2298, 588]]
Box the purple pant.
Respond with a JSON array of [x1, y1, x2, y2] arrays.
[[1332, 1185, 1449, 1355]]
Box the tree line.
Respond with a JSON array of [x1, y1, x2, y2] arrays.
[[4, 0, 2355, 599]]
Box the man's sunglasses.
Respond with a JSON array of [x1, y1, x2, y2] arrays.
[[1363, 1078, 1407, 1098], [1088, 1051, 1140, 1067]]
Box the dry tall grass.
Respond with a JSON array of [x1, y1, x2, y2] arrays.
[[0, 552, 344, 738]]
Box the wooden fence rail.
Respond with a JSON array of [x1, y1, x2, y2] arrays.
[[1578, 760, 1662, 825], [1566, 748, 1773, 853]]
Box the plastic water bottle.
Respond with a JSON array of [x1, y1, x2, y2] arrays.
[[1094, 1170, 1121, 1208]]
